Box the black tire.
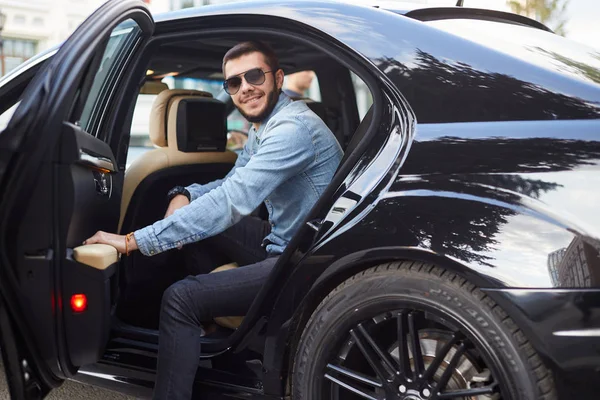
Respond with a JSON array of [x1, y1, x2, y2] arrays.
[[292, 262, 557, 400]]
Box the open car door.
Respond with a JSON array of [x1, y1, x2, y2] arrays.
[[0, 1, 154, 398]]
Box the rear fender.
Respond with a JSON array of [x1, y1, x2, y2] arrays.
[[261, 245, 482, 395]]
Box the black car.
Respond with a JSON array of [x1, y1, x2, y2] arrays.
[[0, 1, 599, 399]]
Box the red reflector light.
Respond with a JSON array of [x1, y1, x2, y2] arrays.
[[70, 294, 87, 312]]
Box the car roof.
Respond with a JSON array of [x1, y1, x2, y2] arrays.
[[7, 0, 598, 124], [154, 0, 550, 32]]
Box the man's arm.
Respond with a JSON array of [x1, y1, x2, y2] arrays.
[[163, 144, 252, 219], [134, 117, 315, 256], [185, 145, 251, 201]]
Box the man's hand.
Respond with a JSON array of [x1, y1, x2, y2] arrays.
[[164, 194, 190, 218], [84, 231, 138, 255]]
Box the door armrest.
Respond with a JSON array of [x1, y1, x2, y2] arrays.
[[73, 244, 119, 270]]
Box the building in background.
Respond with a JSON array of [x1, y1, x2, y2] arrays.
[[169, 0, 243, 9], [0, 0, 173, 77], [0, 0, 244, 77], [0, 0, 101, 76], [0, 0, 595, 79]]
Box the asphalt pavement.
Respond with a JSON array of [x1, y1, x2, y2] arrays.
[[0, 360, 137, 399]]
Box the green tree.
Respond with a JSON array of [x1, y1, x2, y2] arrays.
[[507, 0, 570, 36]]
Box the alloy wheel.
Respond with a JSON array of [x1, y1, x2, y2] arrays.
[[323, 309, 502, 400]]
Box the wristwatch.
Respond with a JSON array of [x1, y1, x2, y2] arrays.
[[167, 186, 191, 202]]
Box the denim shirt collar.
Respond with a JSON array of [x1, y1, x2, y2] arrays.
[[251, 91, 292, 138]]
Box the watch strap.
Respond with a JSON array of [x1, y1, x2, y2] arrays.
[[167, 186, 191, 202]]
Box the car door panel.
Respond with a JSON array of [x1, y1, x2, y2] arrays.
[[9, 117, 123, 383], [60, 122, 120, 246], [0, 1, 154, 397], [58, 123, 120, 367]]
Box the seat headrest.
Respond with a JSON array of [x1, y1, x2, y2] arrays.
[[149, 89, 213, 147], [304, 101, 327, 122], [168, 97, 227, 153], [140, 81, 169, 94]]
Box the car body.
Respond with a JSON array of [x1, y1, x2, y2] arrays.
[[0, 1, 599, 399]]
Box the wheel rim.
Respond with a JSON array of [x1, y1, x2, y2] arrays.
[[323, 309, 503, 400]]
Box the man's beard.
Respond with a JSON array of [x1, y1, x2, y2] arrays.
[[237, 85, 280, 124]]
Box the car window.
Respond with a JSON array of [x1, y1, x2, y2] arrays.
[[0, 102, 20, 132], [1, 39, 38, 78], [128, 76, 231, 168], [225, 71, 322, 153], [352, 71, 373, 120], [283, 70, 321, 101], [127, 71, 325, 167], [79, 19, 144, 137]]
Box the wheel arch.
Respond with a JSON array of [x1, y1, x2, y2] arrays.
[[285, 260, 557, 400], [274, 246, 498, 392]]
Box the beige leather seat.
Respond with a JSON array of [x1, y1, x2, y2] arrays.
[[210, 263, 244, 329], [120, 88, 243, 330], [139, 81, 168, 95], [119, 89, 237, 230]]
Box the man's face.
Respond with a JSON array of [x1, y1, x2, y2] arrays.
[[224, 52, 284, 124]]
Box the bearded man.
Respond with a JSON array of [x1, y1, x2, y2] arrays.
[[85, 41, 343, 399]]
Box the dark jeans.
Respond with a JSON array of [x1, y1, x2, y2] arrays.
[[153, 217, 279, 400]]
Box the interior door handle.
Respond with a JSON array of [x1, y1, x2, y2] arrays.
[[78, 149, 116, 173]]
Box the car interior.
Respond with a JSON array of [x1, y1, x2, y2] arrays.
[[65, 30, 378, 382], [114, 34, 370, 332], [4, 7, 598, 399], [0, 24, 376, 388]]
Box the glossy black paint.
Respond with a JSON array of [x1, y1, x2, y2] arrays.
[[3, 0, 600, 399], [155, 1, 600, 399], [404, 6, 552, 31], [159, 1, 600, 123], [0, 1, 154, 397], [484, 289, 600, 399], [97, 1, 600, 398]]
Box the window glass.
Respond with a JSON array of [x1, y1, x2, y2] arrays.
[[351, 71, 372, 120], [126, 71, 323, 167], [181, 0, 195, 8], [283, 70, 321, 101], [0, 39, 38, 77], [3, 40, 13, 56], [0, 102, 20, 132], [79, 19, 142, 135], [128, 76, 227, 168], [5, 57, 24, 74], [171, 0, 209, 9], [14, 41, 24, 56]]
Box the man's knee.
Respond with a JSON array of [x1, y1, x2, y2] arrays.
[[161, 281, 192, 316], [161, 279, 209, 325]]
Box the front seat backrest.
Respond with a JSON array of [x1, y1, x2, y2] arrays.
[[290, 96, 342, 144], [119, 89, 237, 231]]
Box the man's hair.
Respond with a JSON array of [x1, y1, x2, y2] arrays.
[[222, 41, 280, 77]]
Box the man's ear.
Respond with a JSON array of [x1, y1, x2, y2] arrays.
[[275, 69, 284, 90]]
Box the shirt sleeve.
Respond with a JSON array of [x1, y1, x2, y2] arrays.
[[184, 144, 251, 201], [134, 117, 315, 256]]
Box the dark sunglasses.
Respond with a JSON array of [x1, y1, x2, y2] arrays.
[[223, 68, 273, 95]]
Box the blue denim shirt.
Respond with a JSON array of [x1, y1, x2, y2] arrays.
[[134, 93, 343, 256]]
